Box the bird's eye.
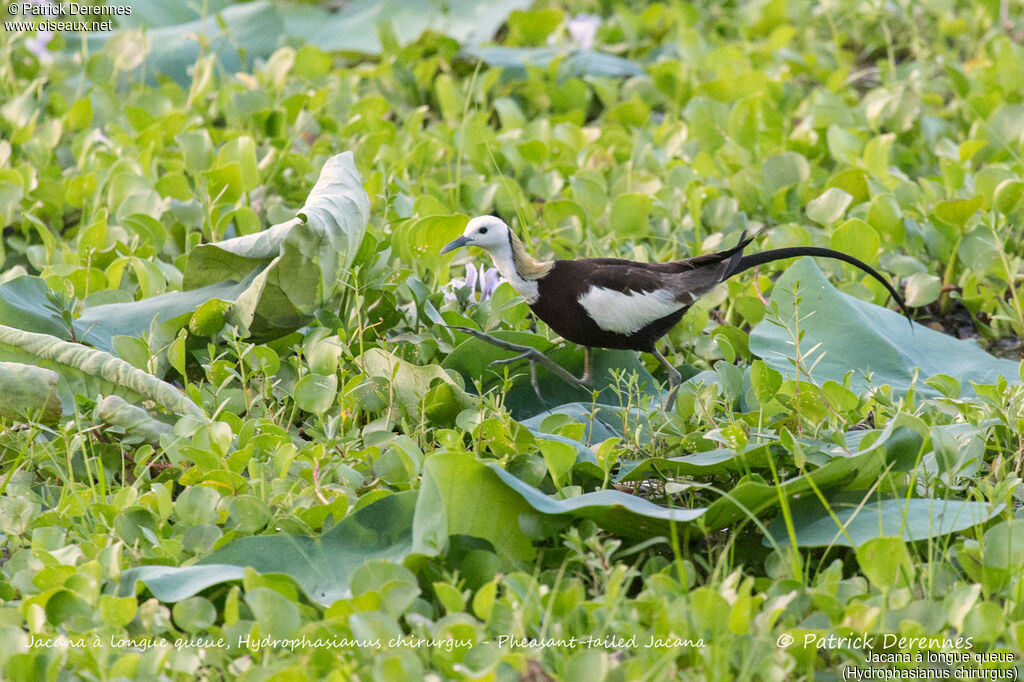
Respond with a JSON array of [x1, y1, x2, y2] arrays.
[[479, 227, 488, 234]]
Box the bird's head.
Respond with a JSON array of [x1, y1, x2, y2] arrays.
[[440, 215, 511, 255]]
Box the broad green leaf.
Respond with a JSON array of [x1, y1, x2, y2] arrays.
[[749, 259, 1020, 395], [293, 373, 338, 416], [857, 537, 915, 588], [183, 152, 369, 340], [413, 452, 540, 561], [97, 395, 174, 445], [120, 491, 420, 606], [830, 218, 879, 264], [0, 325, 202, 417], [933, 195, 983, 228], [610, 193, 652, 237], [65, 3, 284, 86], [904, 272, 941, 307], [766, 492, 1001, 547], [0, 362, 61, 424]]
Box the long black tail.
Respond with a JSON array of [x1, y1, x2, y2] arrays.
[[729, 246, 912, 323]]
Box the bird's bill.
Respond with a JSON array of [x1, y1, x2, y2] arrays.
[[440, 235, 471, 254]]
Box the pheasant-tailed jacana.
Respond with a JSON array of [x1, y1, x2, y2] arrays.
[[441, 216, 910, 409]]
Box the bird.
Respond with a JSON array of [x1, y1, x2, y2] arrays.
[[440, 215, 911, 410]]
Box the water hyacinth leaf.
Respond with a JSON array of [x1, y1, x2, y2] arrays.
[[749, 259, 1020, 395], [806, 187, 853, 225], [0, 361, 61, 424], [857, 537, 915, 589], [0, 325, 202, 417], [292, 373, 339, 416], [765, 492, 1002, 548], [762, 152, 810, 195], [73, 154, 367, 352], [617, 443, 774, 482], [904, 272, 941, 307], [442, 331, 655, 419], [933, 195, 983, 228], [360, 348, 475, 420], [119, 491, 420, 606]]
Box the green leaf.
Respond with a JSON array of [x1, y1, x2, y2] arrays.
[[293, 373, 338, 416], [933, 195, 983, 228], [360, 348, 474, 420], [904, 272, 941, 307], [65, 3, 285, 86], [120, 491, 421, 606], [461, 46, 643, 79], [184, 152, 369, 340], [766, 492, 1001, 548], [413, 452, 539, 561], [0, 362, 62, 423], [0, 325, 202, 417], [982, 519, 1024, 572], [830, 218, 879, 264], [609, 193, 652, 237], [806, 187, 852, 225], [762, 152, 810, 195], [749, 259, 1020, 395], [856, 537, 915, 589]]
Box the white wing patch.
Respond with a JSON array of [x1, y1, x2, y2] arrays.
[[577, 287, 686, 335]]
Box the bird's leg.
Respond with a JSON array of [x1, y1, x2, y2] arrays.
[[580, 346, 593, 386], [445, 326, 588, 391], [650, 347, 682, 412]]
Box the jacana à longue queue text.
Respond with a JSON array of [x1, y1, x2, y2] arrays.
[[441, 216, 911, 410]]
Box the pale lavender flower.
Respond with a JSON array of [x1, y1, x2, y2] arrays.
[[22, 0, 55, 64], [443, 264, 505, 305], [566, 14, 601, 50]]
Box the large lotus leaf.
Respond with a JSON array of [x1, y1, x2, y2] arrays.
[[461, 46, 644, 78], [414, 452, 542, 561], [765, 492, 1003, 548], [359, 348, 476, 420], [700, 445, 888, 531], [184, 152, 369, 340], [617, 443, 776, 482], [0, 325, 202, 418], [486, 462, 706, 539], [0, 361, 61, 424], [63, 2, 283, 86], [455, 441, 890, 540], [281, 0, 532, 54], [749, 259, 1020, 396], [0, 276, 73, 339], [76, 277, 256, 353], [119, 491, 420, 606]]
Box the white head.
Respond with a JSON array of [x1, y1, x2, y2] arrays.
[[439, 215, 552, 303], [440, 215, 511, 255]]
